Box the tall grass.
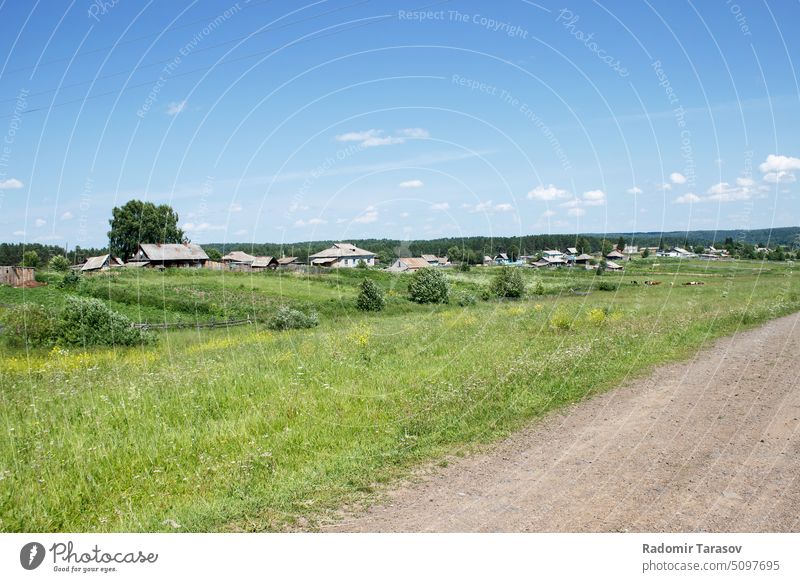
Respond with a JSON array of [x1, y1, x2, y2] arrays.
[[1, 260, 798, 531]]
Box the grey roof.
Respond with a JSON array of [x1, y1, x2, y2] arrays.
[[125, 261, 150, 268], [574, 253, 593, 261], [222, 250, 256, 263], [277, 256, 297, 265], [606, 250, 624, 259], [566, 247, 578, 254], [308, 242, 376, 259], [251, 256, 277, 268], [139, 243, 208, 262], [605, 260, 623, 270], [81, 254, 123, 271]]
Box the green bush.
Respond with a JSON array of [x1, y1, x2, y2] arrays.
[[0, 303, 58, 347], [596, 281, 618, 291], [490, 266, 526, 298], [458, 262, 471, 272], [48, 255, 70, 272], [356, 279, 385, 311], [20, 250, 39, 268], [455, 291, 477, 306], [408, 268, 449, 304], [59, 270, 81, 288], [267, 306, 319, 330], [58, 296, 152, 347], [532, 281, 545, 295]]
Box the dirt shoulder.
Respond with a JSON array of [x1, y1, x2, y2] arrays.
[[326, 312, 800, 532]]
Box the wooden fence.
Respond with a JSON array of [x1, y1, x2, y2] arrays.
[[131, 316, 252, 331]]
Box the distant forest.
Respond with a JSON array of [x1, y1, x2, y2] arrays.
[[0, 243, 107, 267], [3, 226, 798, 266], [204, 226, 800, 264]]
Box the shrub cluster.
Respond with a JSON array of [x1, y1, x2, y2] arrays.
[[58, 296, 152, 347], [1, 297, 151, 348], [356, 279, 385, 311], [0, 303, 58, 348], [408, 268, 449, 304], [48, 255, 71, 272], [267, 306, 319, 330], [490, 267, 526, 298]]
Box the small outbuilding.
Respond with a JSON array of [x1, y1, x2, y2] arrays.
[[0, 266, 35, 287], [81, 254, 124, 272], [387, 257, 432, 272]]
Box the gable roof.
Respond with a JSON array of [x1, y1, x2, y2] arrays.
[[222, 250, 256, 263], [139, 243, 208, 261], [277, 256, 297, 265], [420, 254, 439, 262], [308, 242, 376, 259], [81, 254, 123, 271], [251, 256, 277, 268], [574, 253, 593, 261], [398, 257, 432, 269], [606, 250, 624, 259], [566, 247, 578, 254]]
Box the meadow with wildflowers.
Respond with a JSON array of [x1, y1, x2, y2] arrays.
[[1, 259, 799, 531]]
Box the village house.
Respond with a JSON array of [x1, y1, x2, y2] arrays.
[[574, 253, 593, 265], [277, 256, 298, 268], [307, 242, 376, 268], [658, 247, 694, 258], [387, 257, 432, 272], [532, 256, 567, 268], [221, 250, 256, 270], [421, 254, 448, 266], [128, 243, 209, 268], [605, 249, 625, 261], [81, 254, 124, 272], [493, 252, 510, 265], [251, 256, 278, 270], [604, 260, 624, 271]]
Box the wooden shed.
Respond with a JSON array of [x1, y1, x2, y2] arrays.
[[0, 266, 35, 287]]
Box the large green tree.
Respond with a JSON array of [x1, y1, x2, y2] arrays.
[[108, 200, 185, 260]]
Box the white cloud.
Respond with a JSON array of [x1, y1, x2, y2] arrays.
[[13, 230, 25, 236], [234, 229, 248, 236], [431, 202, 450, 211], [626, 186, 642, 194], [658, 183, 672, 191], [759, 154, 800, 173], [399, 179, 424, 189], [527, 184, 569, 201], [229, 202, 242, 212], [582, 189, 606, 206], [559, 198, 581, 208], [567, 207, 585, 217], [60, 211, 74, 220], [705, 181, 765, 202], [352, 206, 379, 224], [468, 200, 514, 213], [34, 218, 46, 227], [397, 128, 429, 138], [335, 128, 428, 148], [294, 217, 327, 227], [166, 100, 187, 116], [541, 209, 556, 218], [182, 222, 224, 232], [736, 177, 755, 187], [0, 178, 23, 189], [763, 171, 796, 183], [670, 172, 687, 184], [399, 211, 410, 218], [675, 193, 701, 204]]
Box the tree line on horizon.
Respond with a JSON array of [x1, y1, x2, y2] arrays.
[[3, 199, 799, 267]]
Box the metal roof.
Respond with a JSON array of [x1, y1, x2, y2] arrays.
[[139, 243, 208, 261], [221, 251, 256, 263], [308, 242, 376, 259]]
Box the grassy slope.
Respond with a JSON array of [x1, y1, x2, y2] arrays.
[[1, 260, 798, 531]]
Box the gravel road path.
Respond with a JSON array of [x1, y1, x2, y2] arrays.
[[327, 313, 800, 532]]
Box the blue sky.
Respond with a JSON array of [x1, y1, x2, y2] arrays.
[[0, 0, 798, 248]]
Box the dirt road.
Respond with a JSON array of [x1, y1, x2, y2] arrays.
[[328, 313, 800, 532]]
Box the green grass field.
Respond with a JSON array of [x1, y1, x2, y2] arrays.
[[1, 259, 798, 531]]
